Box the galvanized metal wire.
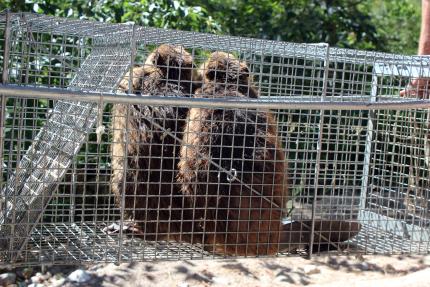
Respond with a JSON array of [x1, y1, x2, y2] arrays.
[[0, 12, 429, 267]]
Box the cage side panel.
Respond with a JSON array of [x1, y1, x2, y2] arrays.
[[355, 108, 430, 253]]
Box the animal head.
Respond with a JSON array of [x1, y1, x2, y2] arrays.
[[199, 52, 257, 98], [199, 52, 250, 83], [145, 44, 197, 84], [119, 44, 199, 94]]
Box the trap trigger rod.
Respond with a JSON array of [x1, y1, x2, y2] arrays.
[[135, 112, 282, 210]]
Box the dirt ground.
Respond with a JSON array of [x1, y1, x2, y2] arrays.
[[52, 254, 430, 287]]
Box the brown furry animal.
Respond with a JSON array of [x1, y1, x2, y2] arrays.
[[177, 52, 288, 256], [111, 44, 198, 242], [111, 47, 361, 255]]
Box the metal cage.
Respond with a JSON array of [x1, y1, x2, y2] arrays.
[[0, 12, 429, 267]]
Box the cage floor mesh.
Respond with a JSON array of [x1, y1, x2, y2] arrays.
[[0, 220, 424, 266], [16, 223, 213, 265], [350, 224, 430, 254]]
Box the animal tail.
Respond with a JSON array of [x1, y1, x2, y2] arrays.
[[279, 220, 361, 253]]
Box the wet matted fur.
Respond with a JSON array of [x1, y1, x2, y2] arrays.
[[177, 52, 288, 255], [111, 44, 198, 242]]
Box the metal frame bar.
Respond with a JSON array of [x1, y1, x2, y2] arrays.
[[357, 62, 430, 248], [0, 9, 9, 199], [308, 44, 330, 258], [1, 10, 10, 85], [1, 85, 429, 110]]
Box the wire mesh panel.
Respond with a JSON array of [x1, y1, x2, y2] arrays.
[[0, 12, 429, 267], [0, 12, 134, 263]]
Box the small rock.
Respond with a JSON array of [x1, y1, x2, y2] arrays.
[[0, 272, 16, 285], [50, 277, 66, 287], [359, 262, 369, 271], [43, 272, 52, 279], [67, 269, 92, 283], [53, 273, 65, 280], [303, 265, 321, 275], [30, 276, 40, 283], [31, 273, 44, 284], [28, 284, 44, 287], [177, 282, 189, 287]]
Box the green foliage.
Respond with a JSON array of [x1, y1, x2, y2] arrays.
[[1, 0, 421, 54], [366, 0, 421, 55], [186, 0, 421, 54], [2, 0, 221, 33], [186, 0, 382, 50], [0, 0, 26, 12]]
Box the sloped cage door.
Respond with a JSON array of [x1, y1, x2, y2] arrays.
[[0, 13, 134, 262]]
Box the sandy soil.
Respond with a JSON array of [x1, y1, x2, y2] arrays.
[[62, 254, 430, 287]]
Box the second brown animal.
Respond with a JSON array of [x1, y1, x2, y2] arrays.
[[177, 51, 288, 256]]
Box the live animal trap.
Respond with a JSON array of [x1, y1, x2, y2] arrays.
[[0, 12, 429, 267]]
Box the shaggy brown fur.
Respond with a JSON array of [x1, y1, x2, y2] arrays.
[[177, 52, 288, 256], [111, 44, 198, 242], [111, 47, 361, 254]]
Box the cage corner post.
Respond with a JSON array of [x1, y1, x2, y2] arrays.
[[308, 43, 330, 259], [116, 23, 137, 266], [1, 9, 11, 85], [0, 8, 11, 259], [357, 64, 378, 221], [0, 8, 11, 182]]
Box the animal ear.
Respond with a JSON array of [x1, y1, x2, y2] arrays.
[[155, 52, 167, 69]]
